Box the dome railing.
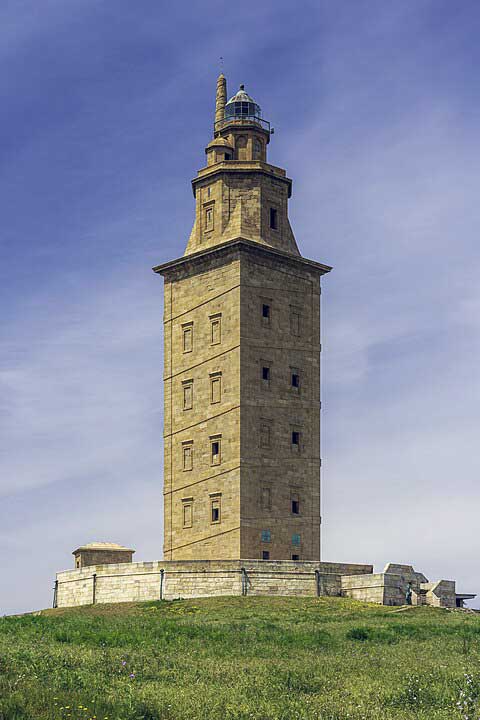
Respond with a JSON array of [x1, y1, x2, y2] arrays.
[[214, 116, 270, 133]]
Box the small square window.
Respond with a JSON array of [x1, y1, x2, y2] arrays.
[[182, 324, 193, 353], [210, 495, 221, 523], [210, 373, 222, 404], [182, 381, 193, 411], [291, 554, 300, 561], [210, 436, 222, 465], [182, 442, 193, 471], [292, 533, 301, 547], [269, 208, 278, 230], [262, 550, 270, 560], [261, 529, 271, 543], [225, 153, 231, 161]]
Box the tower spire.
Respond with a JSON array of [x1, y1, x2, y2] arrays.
[[215, 73, 227, 128]]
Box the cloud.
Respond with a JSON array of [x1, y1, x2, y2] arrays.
[[0, 269, 162, 497]]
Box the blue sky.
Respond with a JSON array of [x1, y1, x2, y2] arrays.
[[1, 0, 479, 614]]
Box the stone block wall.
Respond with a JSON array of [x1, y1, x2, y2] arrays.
[[423, 580, 456, 608], [341, 566, 457, 608], [340, 573, 386, 605], [239, 250, 322, 561], [55, 559, 373, 608]]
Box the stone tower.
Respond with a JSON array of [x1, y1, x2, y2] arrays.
[[154, 75, 331, 561]]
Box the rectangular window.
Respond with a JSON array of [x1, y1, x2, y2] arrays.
[[210, 494, 221, 523], [262, 303, 270, 319], [290, 307, 300, 336], [260, 421, 271, 448], [262, 550, 270, 560], [210, 435, 222, 465], [182, 499, 193, 528], [292, 533, 301, 547], [262, 366, 270, 382], [291, 430, 300, 450], [291, 494, 300, 515], [292, 554, 300, 561], [182, 323, 193, 353], [269, 208, 278, 230], [261, 530, 271, 543], [182, 380, 193, 411], [205, 205, 214, 231], [291, 369, 300, 390], [210, 313, 222, 345], [210, 372, 222, 404], [182, 442, 193, 471], [261, 486, 271, 510]]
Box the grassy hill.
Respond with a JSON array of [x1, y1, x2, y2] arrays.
[[1, 597, 480, 720]]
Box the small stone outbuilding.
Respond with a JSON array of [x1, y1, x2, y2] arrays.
[[72, 542, 134, 569]]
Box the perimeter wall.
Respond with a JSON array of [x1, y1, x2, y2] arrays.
[[55, 559, 373, 608]]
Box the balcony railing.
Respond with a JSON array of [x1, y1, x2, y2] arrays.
[[214, 116, 270, 133]]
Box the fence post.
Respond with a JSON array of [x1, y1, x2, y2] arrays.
[[241, 567, 248, 596], [315, 569, 322, 597], [53, 579, 58, 609], [92, 573, 97, 605], [160, 569, 165, 600]]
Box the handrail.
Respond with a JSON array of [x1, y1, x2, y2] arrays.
[[214, 116, 270, 133]]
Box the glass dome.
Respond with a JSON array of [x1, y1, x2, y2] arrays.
[[225, 85, 262, 120]]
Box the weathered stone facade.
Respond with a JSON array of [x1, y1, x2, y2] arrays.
[[55, 559, 373, 608], [154, 76, 330, 562]]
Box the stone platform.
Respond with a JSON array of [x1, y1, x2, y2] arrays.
[[53, 558, 471, 609]]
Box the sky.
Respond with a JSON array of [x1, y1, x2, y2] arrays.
[[1, 0, 479, 615]]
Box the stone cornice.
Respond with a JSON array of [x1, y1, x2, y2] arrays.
[[191, 161, 292, 197], [152, 238, 332, 278]]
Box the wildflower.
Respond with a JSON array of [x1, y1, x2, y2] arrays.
[[129, 672, 135, 679]]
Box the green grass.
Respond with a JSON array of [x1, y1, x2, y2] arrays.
[[1, 597, 480, 719]]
